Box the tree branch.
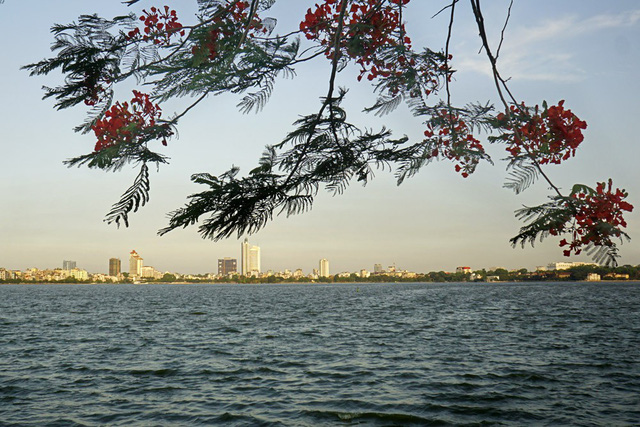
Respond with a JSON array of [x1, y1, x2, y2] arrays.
[[470, 0, 563, 199], [282, 0, 350, 188]]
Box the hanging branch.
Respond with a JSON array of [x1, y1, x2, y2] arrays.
[[469, 0, 563, 199], [282, 0, 350, 188], [25, 0, 633, 265]]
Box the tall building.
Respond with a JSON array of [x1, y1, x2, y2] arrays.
[[374, 263, 383, 274], [129, 250, 143, 278], [241, 238, 261, 276], [63, 260, 76, 270], [218, 258, 237, 276], [319, 258, 330, 277], [241, 239, 249, 275], [109, 258, 121, 276]]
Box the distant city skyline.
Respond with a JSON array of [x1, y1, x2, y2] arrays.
[[1, 247, 612, 279], [1, 2, 639, 274], [0, 259, 623, 285]]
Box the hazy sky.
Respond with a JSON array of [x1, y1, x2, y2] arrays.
[[1, 1, 639, 275]]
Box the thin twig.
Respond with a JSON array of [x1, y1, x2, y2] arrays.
[[444, 0, 457, 107], [289, 48, 326, 65], [237, 0, 260, 49], [432, 1, 456, 19], [496, 0, 513, 60], [166, 91, 209, 123]]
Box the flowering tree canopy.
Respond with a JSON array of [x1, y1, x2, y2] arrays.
[[24, 0, 633, 265]]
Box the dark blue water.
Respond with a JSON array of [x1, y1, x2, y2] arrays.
[[1, 282, 639, 426]]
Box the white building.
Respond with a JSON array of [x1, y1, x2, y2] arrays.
[[141, 266, 163, 279], [0, 268, 14, 280], [547, 261, 597, 271], [241, 238, 261, 276], [319, 258, 330, 277], [129, 250, 143, 278], [586, 273, 601, 281], [67, 268, 88, 281]]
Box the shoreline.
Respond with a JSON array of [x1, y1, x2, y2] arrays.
[[2, 280, 640, 286]]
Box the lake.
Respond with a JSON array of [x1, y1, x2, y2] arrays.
[[1, 282, 639, 425]]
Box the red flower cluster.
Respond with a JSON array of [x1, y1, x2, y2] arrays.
[[425, 109, 485, 178], [558, 179, 634, 256], [300, 0, 412, 82], [92, 90, 171, 151], [497, 100, 587, 165], [191, 1, 266, 61], [127, 6, 185, 45]]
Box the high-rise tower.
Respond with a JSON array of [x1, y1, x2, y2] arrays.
[[63, 260, 76, 270], [129, 250, 143, 278], [241, 238, 261, 276], [319, 258, 330, 277], [109, 258, 121, 276], [218, 258, 237, 276]]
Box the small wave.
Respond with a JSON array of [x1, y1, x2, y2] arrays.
[[129, 368, 179, 377], [488, 371, 556, 383], [214, 412, 271, 424], [45, 417, 88, 426], [306, 409, 443, 425], [63, 366, 91, 373]]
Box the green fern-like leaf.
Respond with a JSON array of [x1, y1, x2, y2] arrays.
[[504, 160, 539, 194], [105, 163, 151, 227]]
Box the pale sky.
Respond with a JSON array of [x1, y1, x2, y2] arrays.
[[1, 1, 639, 275]]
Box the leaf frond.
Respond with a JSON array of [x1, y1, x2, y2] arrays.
[[104, 163, 151, 227]]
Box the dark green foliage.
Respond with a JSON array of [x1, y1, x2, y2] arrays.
[[510, 197, 574, 248], [64, 139, 170, 172], [160, 92, 408, 240], [105, 163, 151, 228], [23, 14, 134, 110]]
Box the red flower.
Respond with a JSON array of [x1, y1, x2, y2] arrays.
[[191, 1, 266, 61], [558, 179, 633, 257], [500, 101, 587, 165], [127, 5, 185, 45], [300, 0, 415, 83], [425, 109, 485, 177], [92, 90, 172, 151]]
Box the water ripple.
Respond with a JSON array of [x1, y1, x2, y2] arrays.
[[1, 282, 639, 425]]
